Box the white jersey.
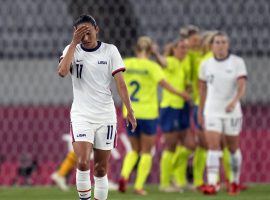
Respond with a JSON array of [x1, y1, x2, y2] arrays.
[[199, 54, 247, 118], [61, 42, 125, 123]]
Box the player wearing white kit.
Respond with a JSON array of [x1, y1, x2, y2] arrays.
[[58, 14, 136, 200], [198, 32, 247, 195]]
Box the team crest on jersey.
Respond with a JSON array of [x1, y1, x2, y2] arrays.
[[98, 60, 107, 64]]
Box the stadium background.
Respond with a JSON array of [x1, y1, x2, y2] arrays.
[[0, 0, 270, 186]]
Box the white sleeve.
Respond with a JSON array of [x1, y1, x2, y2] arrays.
[[236, 58, 248, 79], [59, 45, 70, 62], [199, 61, 207, 81], [110, 45, 126, 76]]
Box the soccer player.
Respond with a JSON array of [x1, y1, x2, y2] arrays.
[[191, 31, 215, 190], [58, 14, 136, 200], [152, 38, 192, 192], [198, 32, 247, 195], [118, 36, 190, 195]]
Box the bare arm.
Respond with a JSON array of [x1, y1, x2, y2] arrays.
[[159, 79, 191, 101], [58, 25, 90, 77], [114, 72, 137, 131], [226, 77, 247, 112], [198, 80, 207, 127], [151, 43, 167, 67]]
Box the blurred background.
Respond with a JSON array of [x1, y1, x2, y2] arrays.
[[0, 0, 270, 186]]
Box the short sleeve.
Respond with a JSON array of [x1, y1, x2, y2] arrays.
[[110, 45, 126, 76], [236, 58, 248, 79], [150, 63, 165, 83], [59, 45, 70, 62], [199, 60, 207, 81]]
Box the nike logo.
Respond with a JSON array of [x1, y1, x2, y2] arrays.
[[76, 59, 83, 62], [106, 142, 111, 145]]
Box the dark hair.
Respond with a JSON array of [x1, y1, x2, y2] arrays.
[[73, 14, 97, 28], [211, 31, 229, 44]]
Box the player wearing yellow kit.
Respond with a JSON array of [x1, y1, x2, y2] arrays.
[[152, 38, 192, 192], [118, 37, 190, 195]]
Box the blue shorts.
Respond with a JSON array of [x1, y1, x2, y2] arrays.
[[126, 119, 158, 137], [159, 104, 190, 133], [193, 105, 203, 130]]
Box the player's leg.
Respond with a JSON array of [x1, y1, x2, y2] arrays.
[[159, 107, 179, 191], [133, 133, 155, 195], [224, 117, 243, 195], [134, 119, 157, 195], [203, 117, 223, 195], [51, 150, 77, 191], [192, 106, 207, 189], [221, 135, 233, 185], [72, 122, 94, 200], [119, 121, 140, 192], [93, 123, 117, 200], [73, 142, 93, 200], [172, 104, 194, 188]]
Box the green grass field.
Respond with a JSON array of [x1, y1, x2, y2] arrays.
[[0, 184, 270, 200]]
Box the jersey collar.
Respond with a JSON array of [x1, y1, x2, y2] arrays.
[[81, 41, 101, 52], [214, 53, 230, 62]]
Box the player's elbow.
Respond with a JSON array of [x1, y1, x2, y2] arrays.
[[57, 65, 68, 77]]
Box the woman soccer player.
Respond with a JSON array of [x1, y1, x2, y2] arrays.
[[58, 14, 136, 200], [198, 32, 247, 195], [118, 36, 190, 195]]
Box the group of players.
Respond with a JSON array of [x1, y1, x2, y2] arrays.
[[118, 25, 247, 196], [55, 14, 247, 200]]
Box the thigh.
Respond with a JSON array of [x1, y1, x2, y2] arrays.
[[93, 148, 111, 177], [225, 135, 240, 152], [72, 141, 93, 165], [94, 123, 117, 150], [163, 132, 179, 151], [140, 133, 156, 153], [128, 136, 140, 152]]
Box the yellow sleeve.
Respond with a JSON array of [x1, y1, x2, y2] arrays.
[[149, 63, 165, 83]]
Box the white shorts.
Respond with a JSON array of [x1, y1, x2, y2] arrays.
[[204, 117, 242, 136], [70, 121, 117, 150]]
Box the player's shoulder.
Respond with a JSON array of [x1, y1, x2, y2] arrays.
[[100, 42, 118, 52], [229, 54, 245, 63]]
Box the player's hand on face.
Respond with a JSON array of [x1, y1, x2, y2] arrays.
[[126, 111, 137, 133], [225, 101, 236, 113], [72, 25, 91, 45]]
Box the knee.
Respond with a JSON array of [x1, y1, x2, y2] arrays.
[[94, 163, 107, 177], [77, 157, 90, 171]]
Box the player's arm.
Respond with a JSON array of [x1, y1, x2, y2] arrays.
[[58, 26, 90, 77], [114, 72, 137, 132], [198, 80, 207, 127], [226, 77, 247, 112], [159, 79, 191, 101], [151, 43, 167, 67]]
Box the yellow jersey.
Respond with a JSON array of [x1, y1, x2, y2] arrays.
[[192, 51, 213, 105], [123, 57, 165, 119], [160, 56, 189, 109]]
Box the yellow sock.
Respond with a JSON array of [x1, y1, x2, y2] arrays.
[[193, 147, 207, 187], [134, 154, 152, 190], [223, 147, 233, 182], [172, 146, 192, 187], [58, 151, 77, 177], [160, 150, 174, 188], [120, 151, 139, 180]]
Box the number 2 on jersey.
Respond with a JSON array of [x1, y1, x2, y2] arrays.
[[130, 80, 140, 102]]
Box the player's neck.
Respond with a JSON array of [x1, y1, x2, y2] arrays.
[[214, 52, 230, 61], [136, 52, 148, 59], [81, 41, 98, 50]]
